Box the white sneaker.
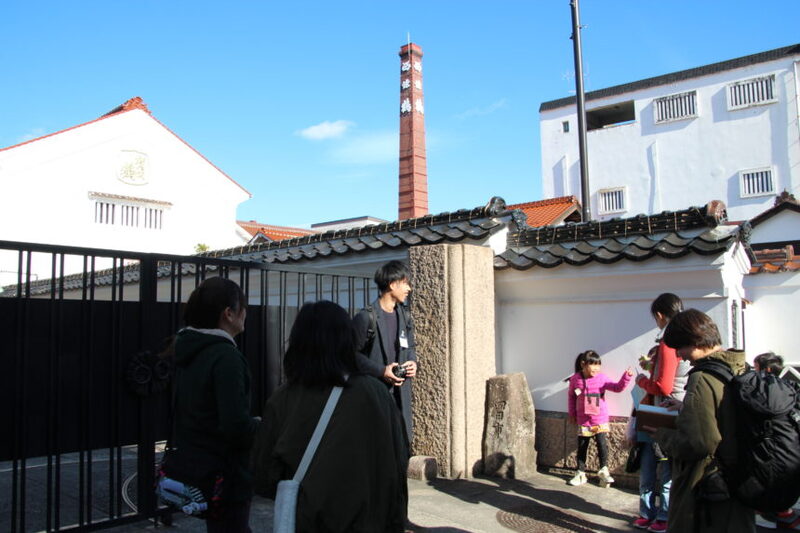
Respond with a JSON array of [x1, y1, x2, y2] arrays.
[[597, 466, 614, 487], [568, 471, 587, 486], [755, 513, 777, 529]]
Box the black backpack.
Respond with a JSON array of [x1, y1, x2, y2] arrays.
[[694, 360, 800, 512]]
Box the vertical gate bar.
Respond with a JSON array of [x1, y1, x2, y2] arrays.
[[315, 274, 322, 301], [55, 252, 65, 530], [260, 268, 268, 406], [19, 250, 32, 532], [10, 249, 25, 533], [109, 256, 119, 520], [347, 277, 355, 315], [279, 271, 287, 382], [46, 252, 57, 532], [136, 255, 158, 523], [78, 255, 88, 528], [332, 275, 339, 303], [87, 255, 98, 526], [296, 272, 303, 309], [268, 270, 272, 405]]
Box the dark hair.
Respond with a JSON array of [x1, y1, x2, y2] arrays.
[[663, 309, 722, 350], [754, 352, 784, 374], [283, 300, 358, 387], [184, 277, 247, 329], [374, 260, 410, 294], [574, 350, 602, 374], [651, 293, 683, 320]]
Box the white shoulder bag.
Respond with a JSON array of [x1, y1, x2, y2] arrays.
[[273, 382, 345, 533]]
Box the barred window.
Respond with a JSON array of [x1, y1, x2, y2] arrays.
[[727, 74, 776, 110], [598, 187, 626, 215], [90, 192, 169, 230], [654, 91, 697, 123], [739, 167, 775, 198]]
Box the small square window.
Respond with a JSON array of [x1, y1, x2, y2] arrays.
[[562, 121, 570, 133], [598, 187, 627, 215], [739, 167, 775, 198]]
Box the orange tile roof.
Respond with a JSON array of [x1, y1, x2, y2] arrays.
[[1, 97, 251, 197], [237, 220, 318, 242], [750, 245, 800, 274], [508, 196, 582, 227]]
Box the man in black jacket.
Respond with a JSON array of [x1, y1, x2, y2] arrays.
[[353, 260, 418, 447]]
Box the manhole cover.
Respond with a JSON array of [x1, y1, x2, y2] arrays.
[[496, 503, 601, 533]]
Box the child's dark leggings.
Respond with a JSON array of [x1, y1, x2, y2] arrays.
[[576, 433, 608, 471]]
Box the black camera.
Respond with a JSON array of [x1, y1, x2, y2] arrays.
[[392, 364, 408, 378]]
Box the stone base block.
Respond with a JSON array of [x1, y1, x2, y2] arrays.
[[407, 455, 438, 480]]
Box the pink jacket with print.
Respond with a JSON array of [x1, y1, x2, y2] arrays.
[[567, 371, 632, 427]]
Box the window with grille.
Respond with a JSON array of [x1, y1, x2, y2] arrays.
[[739, 167, 775, 198], [598, 187, 626, 214], [654, 91, 697, 123], [727, 74, 776, 110], [90, 192, 168, 230]]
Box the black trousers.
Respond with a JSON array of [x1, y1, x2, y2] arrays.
[[576, 433, 609, 471], [206, 498, 251, 533]]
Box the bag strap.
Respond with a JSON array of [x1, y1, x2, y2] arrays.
[[292, 377, 347, 482]]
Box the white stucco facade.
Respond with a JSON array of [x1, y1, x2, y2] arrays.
[[540, 46, 800, 222], [494, 248, 749, 417], [0, 102, 251, 286]]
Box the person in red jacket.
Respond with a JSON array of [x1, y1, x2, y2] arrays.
[[631, 293, 689, 532]]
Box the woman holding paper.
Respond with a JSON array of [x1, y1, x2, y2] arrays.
[[631, 293, 689, 532]]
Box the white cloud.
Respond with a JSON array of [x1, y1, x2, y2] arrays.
[[329, 131, 397, 166], [296, 120, 355, 140], [455, 98, 508, 120], [16, 128, 46, 144]]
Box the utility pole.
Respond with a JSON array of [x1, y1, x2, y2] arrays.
[[570, 0, 591, 221]]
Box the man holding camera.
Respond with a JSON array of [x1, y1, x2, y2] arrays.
[[353, 260, 418, 447]]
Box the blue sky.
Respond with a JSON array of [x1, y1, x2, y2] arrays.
[[2, 1, 798, 228]]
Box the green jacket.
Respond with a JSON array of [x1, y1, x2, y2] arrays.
[[173, 328, 260, 502], [655, 350, 754, 533]]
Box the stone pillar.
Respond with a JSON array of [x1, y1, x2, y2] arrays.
[[483, 373, 537, 479], [408, 243, 496, 478]]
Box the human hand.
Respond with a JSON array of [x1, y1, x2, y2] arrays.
[[402, 361, 417, 378], [660, 398, 683, 412], [626, 366, 634, 376], [383, 364, 404, 386]]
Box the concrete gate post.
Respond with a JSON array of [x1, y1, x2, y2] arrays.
[[408, 243, 496, 478]]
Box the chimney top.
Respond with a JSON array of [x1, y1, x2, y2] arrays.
[[399, 43, 423, 58]]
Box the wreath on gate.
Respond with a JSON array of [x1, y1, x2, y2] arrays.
[[125, 350, 173, 396]]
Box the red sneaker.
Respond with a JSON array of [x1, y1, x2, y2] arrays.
[[648, 520, 668, 532], [632, 517, 651, 529]]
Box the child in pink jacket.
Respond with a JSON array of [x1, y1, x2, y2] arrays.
[[567, 350, 633, 487]]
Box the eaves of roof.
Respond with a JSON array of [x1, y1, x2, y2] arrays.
[[540, 43, 800, 112], [495, 201, 742, 271], [749, 192, 800, 227], [237, 221, 318, 241], [209, 197, 511, 264], [0, 97, 251, 197]]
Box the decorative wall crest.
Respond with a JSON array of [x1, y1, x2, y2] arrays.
[[118, 150, 148, 185]]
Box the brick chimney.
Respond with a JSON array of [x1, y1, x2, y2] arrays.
[[398, 43, 428, 220]]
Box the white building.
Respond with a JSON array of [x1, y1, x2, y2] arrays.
[[0, 97, 251, 286], [540, 44, 800, 222]]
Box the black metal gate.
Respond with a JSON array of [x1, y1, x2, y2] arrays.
[[0, 240, 374, 532]]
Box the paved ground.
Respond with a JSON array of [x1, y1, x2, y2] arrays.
[[113, 470, 642, 532]]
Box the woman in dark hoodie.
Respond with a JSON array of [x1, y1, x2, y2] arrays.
[[173, 277, 260, 533]]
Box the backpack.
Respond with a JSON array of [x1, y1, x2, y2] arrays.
[[693, 360, 800, 512]]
